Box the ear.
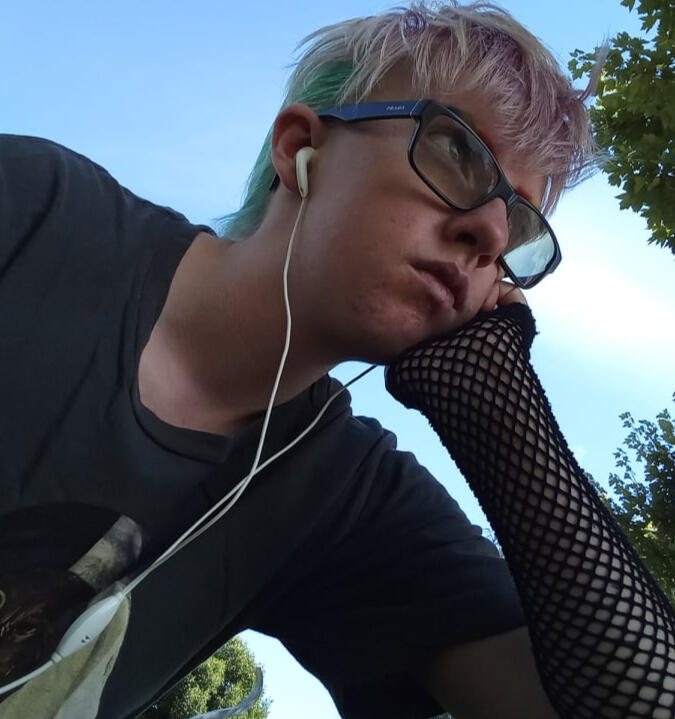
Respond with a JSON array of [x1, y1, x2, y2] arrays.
[[271, 104, 324, 196]]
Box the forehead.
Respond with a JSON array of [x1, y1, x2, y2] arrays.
[[366, 65, 507, 155]]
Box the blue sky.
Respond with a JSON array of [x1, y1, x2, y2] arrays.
[[2, 1, 673, 717]]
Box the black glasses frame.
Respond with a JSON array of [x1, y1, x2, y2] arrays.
[[315, 99, 561, 289]]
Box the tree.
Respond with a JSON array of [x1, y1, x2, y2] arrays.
[[569, 0, 675, 254], [141, 637, 270, 719], [590, 394, 675, 607]]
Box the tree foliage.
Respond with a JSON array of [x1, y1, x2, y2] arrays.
[[569, 0, 674, 253], [591, 393, 675, 607], [141, 637, 270, 719], [486, 394, 674, 606]]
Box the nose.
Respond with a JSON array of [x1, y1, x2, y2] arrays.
[[443, 197, 509, 270]]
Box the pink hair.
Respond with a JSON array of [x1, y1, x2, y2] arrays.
[[222, 2, 602, 237]]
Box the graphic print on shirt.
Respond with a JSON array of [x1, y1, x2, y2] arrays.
[[0, 504, 144, 689]]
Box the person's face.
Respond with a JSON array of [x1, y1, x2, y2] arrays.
[[290, 74, 547, 364]]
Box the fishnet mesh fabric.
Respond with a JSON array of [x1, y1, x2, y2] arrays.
[[385, 304, 675, 718]]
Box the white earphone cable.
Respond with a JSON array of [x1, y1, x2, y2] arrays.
[[124, 196, 307, 594], [0, 182, 376, 697], [124, 361, 375, 594], [125, 196, 377, 596], [0, 661, 56, 695]]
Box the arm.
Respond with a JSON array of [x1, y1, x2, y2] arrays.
[[418, 626, 557, 719], [386, 302, 675, 718]]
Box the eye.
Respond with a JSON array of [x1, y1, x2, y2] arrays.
[[426, 131, 465, 161]]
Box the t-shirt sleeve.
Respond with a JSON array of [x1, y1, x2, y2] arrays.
[[0, 134, 56, 244], [251, 422, 526, 718], [0, 135, 103, 259]]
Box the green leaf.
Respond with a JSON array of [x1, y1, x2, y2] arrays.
[[570, 0, 674, 253], [599, 395, 675, 607]]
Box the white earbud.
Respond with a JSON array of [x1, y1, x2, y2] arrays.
[[295, 147, 315, 199]]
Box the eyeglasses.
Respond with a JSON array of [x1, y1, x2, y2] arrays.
[[316, 100, 561, 289]]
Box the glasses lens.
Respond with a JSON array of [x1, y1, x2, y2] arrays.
[[413, 114, 499, 208], [504, 202, 556, 288]]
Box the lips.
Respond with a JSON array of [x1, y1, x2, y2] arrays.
[[413, 260, 469, 311]]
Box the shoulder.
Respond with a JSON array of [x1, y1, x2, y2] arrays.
[[0, 135, 124, 246], [330, 407, 456, 526], [0, 135, 201, 273], [0, 133, 113, 190], [0, 133, 185, 226], [316, 377, 438, 492], [0, 133, 86, 158]]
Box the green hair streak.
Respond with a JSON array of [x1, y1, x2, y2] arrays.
[[219, 60, 355, 239]]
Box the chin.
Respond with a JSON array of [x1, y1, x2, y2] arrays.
[[354, 321, 439, 365], [341, 295, 468, 364]]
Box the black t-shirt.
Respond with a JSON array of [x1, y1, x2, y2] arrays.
[[0, 134, 525, 718]]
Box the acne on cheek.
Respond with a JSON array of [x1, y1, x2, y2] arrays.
[[358, 283, 427, 338]]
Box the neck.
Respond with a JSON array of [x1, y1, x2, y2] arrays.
[[139, 230, 338, 435]]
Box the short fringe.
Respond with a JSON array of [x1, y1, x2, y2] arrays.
[[220, 1, 604, 238]]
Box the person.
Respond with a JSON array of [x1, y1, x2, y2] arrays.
[[1, 2, 673, 718]]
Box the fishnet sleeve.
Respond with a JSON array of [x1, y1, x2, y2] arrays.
[[385, 303, 675, 719]]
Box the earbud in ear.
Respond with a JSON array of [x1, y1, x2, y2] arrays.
[[295, 147, 315, 199]]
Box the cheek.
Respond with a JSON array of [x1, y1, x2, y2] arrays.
[[479, 282, 500, 311], [467, 270, 500, 314], [313, 241, 436, 358]]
